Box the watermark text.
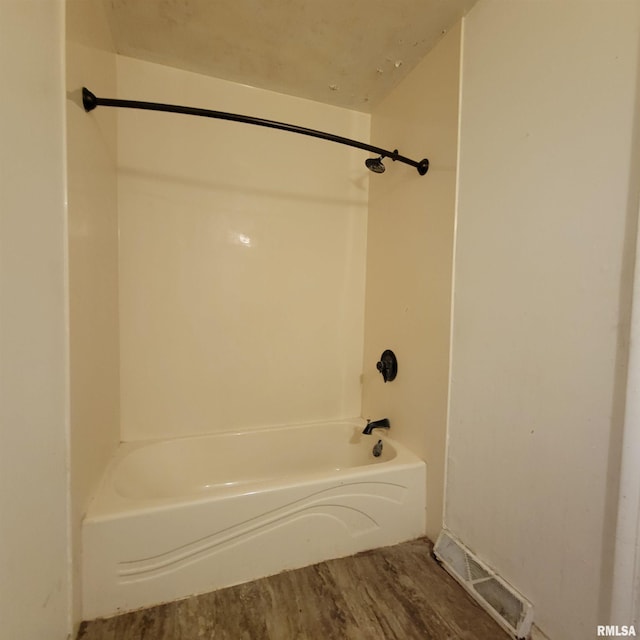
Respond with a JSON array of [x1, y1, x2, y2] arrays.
[[597, 626, 637, 637]]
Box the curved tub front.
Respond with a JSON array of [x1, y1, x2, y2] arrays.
[[82, 420, 426, 620]]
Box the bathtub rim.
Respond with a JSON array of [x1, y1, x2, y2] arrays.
[[85, 417, 424, 522]]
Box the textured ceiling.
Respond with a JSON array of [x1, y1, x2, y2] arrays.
[[104, 0, 477, 112]]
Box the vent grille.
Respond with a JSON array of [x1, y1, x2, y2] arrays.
[[433, 530, 534, 639]]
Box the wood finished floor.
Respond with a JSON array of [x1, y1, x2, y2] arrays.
[[77, 538, 509, 640]]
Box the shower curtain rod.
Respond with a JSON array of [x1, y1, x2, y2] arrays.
[[82, 87, 429, 176]]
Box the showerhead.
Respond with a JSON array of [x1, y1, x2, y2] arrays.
[[365, 156, 385, 174]]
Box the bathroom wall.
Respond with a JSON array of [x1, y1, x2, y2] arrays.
[[363, 24, 461, 541], [446, 2, 640, 639], [66, 0, 119, 626], [0, 1, 71, 638], [117, 57, 370, 440]]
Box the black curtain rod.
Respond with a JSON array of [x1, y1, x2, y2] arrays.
[[82, 88, 429, 176]]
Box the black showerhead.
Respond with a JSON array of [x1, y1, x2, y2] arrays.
[[365, 156, 385, 174]]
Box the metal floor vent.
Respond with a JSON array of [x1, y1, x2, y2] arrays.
[[433, 530, 534, 639]]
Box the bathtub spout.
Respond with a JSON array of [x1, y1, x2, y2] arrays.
[[363, 418, 390, 435]]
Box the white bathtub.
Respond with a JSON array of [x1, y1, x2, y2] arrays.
[[82, 419, 426, 620]]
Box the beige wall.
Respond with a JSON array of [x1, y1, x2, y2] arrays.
[[446, 2, 640, 639], [66, 0, 120, 627], [117, 57, 369, 440], [0, 1, 71, 638], [363, 24, 461, 541]]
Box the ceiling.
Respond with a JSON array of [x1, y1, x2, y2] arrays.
[[103, 0, 477, 112]]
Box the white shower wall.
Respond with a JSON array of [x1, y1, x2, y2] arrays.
[[117, 56, 370, 440], [66, 0, 120, 628], [364, 23, 461, 542]]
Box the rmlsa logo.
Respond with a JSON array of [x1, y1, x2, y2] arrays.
[[597, 626, 637, 637]]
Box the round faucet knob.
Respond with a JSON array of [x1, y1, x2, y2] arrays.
[[376, 349, 397, 383]]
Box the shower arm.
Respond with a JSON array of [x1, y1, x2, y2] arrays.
[[82, 88, 429, 176]]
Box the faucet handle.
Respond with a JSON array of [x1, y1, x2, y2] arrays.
[[376, 349, 397, 383]]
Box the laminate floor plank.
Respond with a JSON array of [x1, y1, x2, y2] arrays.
[[77, 538, 510, 640]]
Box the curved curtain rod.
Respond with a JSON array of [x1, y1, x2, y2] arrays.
[[82, 87, 429, 176]]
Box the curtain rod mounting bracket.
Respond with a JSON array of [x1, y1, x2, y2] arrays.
[[83, 87, 98, 112]]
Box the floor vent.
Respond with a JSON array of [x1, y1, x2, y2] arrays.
[[433, 530, 534, 639]]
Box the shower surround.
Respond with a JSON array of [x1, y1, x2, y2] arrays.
[[116, 55, 370, 442], [79, 54, 397, 621], [78, 50, 437, 623]]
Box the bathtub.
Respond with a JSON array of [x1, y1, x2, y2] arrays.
[[82, 419, 426, 620]]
